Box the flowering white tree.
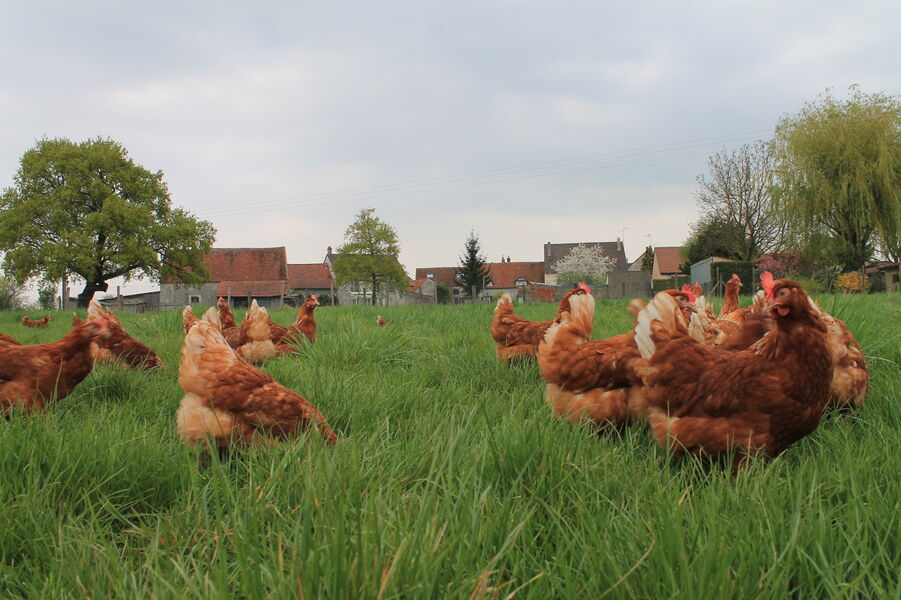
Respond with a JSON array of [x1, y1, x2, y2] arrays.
[[554, 244, 615, 286]]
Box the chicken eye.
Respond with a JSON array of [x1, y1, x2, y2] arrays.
[[777, 288, 790, 299]]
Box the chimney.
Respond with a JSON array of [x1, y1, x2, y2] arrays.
[[616, 237, 622, 251], [327, 246, 332, 254]]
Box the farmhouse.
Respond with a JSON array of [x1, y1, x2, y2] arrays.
[[160, 247, 290, 308], [287, 262, 335, 305], [482, 260, 546, 299], [408, 278, 438, 302], [650, 246, 686, 279]]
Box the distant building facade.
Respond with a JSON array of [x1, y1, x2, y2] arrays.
[[651, 246, 686, 279], [287, 263, 335, 304], [160, 247, 290, 308]]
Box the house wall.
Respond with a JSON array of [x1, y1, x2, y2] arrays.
[[336, 284, 406, 306], [885, 266, 900, 293], [161, 283, 285, 308], [160, 282, 220, 308], [407, 279, 437, 303]]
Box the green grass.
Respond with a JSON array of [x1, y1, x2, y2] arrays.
[[0, 295, 899, 598]]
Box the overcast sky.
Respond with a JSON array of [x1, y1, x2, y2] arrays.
[[2, 2, 899, 294]]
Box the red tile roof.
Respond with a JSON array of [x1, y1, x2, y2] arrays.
[[288, 263, 333, 289], [408, 278, 428, 293], [414, 267, 459, 288], [215, 280, 288, 297], [204, 247, 288, 281], [485, 261, 545, 288], [654, 246, 685, 276]]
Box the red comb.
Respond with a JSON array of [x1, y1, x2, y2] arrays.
[[310, 295, 318, 301], [760, 271, 775, 301], [681, 284, 696, 302], [731, 273, 741, 282], [577, 282, 591, 294]]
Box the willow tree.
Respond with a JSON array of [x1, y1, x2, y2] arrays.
[[0, 137, 216, 306], [772, 88, 901, 269]]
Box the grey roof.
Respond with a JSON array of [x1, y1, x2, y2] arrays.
[[543, 241, 629, 272]]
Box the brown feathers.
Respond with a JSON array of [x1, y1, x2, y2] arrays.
[[177, 315, 337, 450], [21, 316, 52, 328]]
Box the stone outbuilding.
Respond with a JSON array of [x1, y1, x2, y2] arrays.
[[160, 247, 290, 309]]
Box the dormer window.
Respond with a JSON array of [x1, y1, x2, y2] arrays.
[[515, 277, 527, 287]]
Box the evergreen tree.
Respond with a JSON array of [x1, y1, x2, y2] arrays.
[[456, 231, 491, 299], [640, 246, 655, 271]]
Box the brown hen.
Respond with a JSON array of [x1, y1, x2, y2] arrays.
[[87, 300, 163, 369], [490, 283, 590, 361], [538, 293, 648, 427], [0, 318, 110, 414], [634, 277, 833, 469], [21, 316, 51, 328], [217, 297, 237, 329], [176, 312, 337, 450]]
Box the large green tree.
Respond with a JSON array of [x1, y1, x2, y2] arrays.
[[772, 87, 901, 269], [455, 230, 491, 299], [0, 138, 216, 307], [332, 207, 408, 305]]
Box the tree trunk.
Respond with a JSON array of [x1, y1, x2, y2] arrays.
[[371, 275, 378, 306], [77, 280, 109, 308]]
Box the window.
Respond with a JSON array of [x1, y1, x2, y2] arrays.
[[189, 294, 201, 304], [515, 277, 527, 287]]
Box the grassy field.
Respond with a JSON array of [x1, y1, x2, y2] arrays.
[[0, 294, 899, 598]]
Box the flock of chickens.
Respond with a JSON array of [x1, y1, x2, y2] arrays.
[[492, 273, 869, 470], [0, 273, 870, 471]]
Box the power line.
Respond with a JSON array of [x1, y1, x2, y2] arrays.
[[206, 147, 721, 219], [199, 128, 772, 219]]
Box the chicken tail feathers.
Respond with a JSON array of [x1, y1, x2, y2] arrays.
[[494, 293, 514, 316], [544, 290, 595, 348], [200, 306, 222, 330], [635, 291, 682, 359]]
